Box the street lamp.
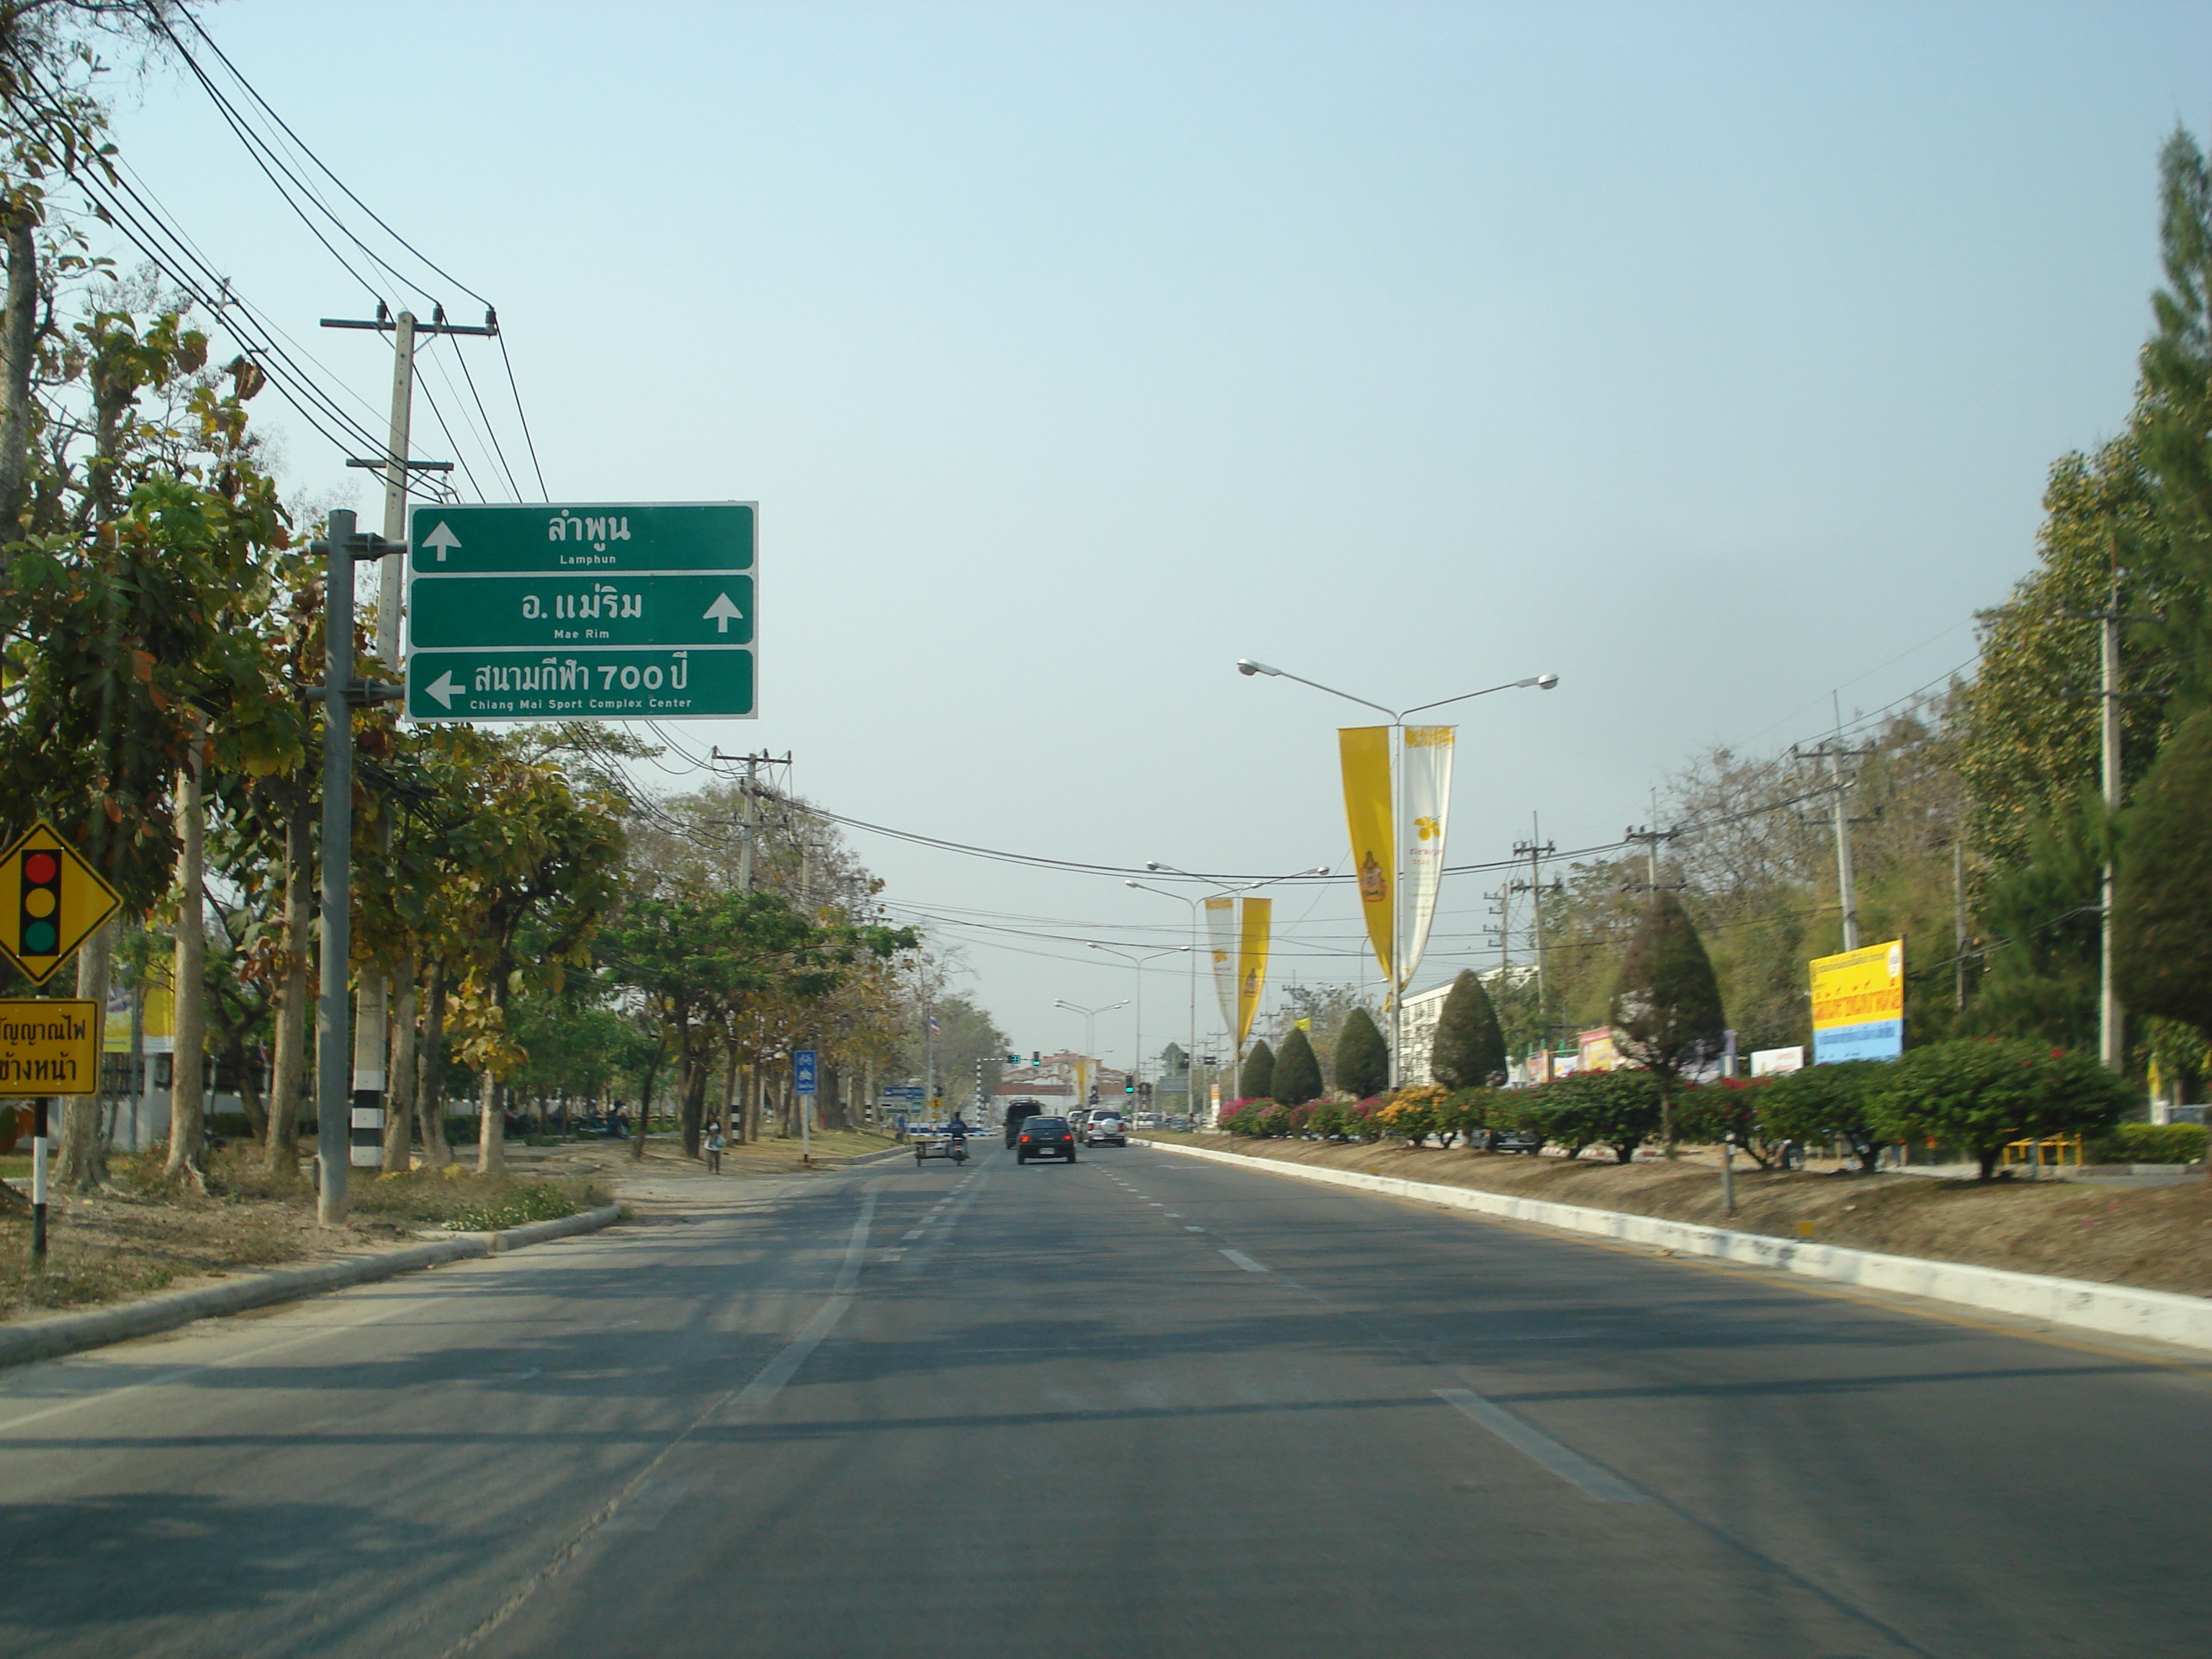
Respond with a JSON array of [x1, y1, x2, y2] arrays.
[[1236, 659, 1558, 1086], [1089, 944, 1188, 1117], [1053, 998, 1126, 1106], [1126, 863, 1329, 1126]]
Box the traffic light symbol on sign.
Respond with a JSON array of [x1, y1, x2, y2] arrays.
[[0, 822, 122, 986], [19, 850, 60, 958]]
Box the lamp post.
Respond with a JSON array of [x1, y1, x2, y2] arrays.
[[1234, 659, 1558, 1087], [1127, 863, 1328, 1126], [1053, 998, 1126, 1107], [1089, 944, 1188, 1117]]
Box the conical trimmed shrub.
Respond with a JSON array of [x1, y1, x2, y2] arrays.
[[1335, 1006, 1390, 1098], [1273, 1027, 1323, 1104], [1430, 969, 1506, 1088]]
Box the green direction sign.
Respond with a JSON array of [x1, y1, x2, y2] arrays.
[[406, 647, 753, 723], [405, 500, 757, 722], [410, 572, 754, 649], [407, 502, 753, 575]]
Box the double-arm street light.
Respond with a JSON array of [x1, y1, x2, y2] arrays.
[[1053, 998, 1127, 1106], [1235, 659, 1558, 1086], [1088, 943, 1189, 1115], [1126, 862, 1328, 1124]]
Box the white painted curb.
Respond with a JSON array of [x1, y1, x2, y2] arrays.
[[1137, 1140, 2212, 1354], [0, 1202, 625, 1371]]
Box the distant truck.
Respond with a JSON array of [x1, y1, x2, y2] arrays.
[[1002, 1099, 1047, 1147]]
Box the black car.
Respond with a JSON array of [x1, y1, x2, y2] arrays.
[[1478, 1128, 1545, 1155], [1015, 1115, 1077, 1163]]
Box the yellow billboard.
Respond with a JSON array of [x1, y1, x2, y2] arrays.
[[1809, 938, 1904, 1063]]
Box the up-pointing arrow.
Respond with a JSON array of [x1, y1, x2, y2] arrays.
[[423, 670, 463, 709], [703, 593, 744, 634], [421, 521, 462, 562]]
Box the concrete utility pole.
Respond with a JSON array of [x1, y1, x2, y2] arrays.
[[318, 307, 476, 1179], [1794, 714, 1875, 955], [313, 511, 405, 1224], [2098, 577, 2125, 1071], [1511, 821, 1557, 1025], [1954, 837, 1969, 1013]]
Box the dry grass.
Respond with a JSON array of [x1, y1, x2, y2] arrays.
[[1151, 1133, 2212, 1299], [0, 1143, 607, 1325]]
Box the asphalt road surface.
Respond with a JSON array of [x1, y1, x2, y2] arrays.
[[2, 1143, 2208, 1658]]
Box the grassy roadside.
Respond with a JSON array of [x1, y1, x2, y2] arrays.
[[1145, 1131, 2212, 1300], [0, 1145, 608, 1324]]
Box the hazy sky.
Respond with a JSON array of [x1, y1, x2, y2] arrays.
[[109, 1, 2212, 1073]]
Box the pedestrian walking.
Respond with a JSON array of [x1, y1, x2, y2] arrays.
[[705, 1123, 724, 1174]]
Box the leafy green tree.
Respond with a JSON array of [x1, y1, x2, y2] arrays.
[[1238, 1038, 1274, 1102], [1334, 1006, 1388, 1098], [1429, 969, 1506, 1088], [1610, 890, 1725, 1145], [2114, 709, 2212, 1041], [1866, 1039, 2131, 1181], [2139, 126, 2212, 711], [1272, 1025, 1322, 1105], [1959, 794, 2105, 1047]]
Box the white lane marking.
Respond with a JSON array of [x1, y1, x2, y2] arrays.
[[902, 1228, 925, 1240], [443, 1190, 879, 1657], [1186, 1226, 1205, 1233], [603, 1474, 696, 1532], [1435, 1389, 1647, 1503], [0, 1287, 430, 1435], [1220, 1249, 1267, 1273]]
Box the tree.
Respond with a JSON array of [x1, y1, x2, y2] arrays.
[[1753, 1060, 1895, 1171], [1866, 1038, 2131, 1181], [1334, 1007, 1388, 1099], [1272, 1026, 1322, 1105], [1238, 1038, 1274, 1102], [1959, 794, 2105, 1047], [1610, 890, 1725, 1144], [2114, 709, 2212, 1040], [1429, 969, 1506, 1088]]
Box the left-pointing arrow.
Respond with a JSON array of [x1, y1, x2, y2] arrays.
[[703, 593, 744, 633], [424, 670, 463, 709]]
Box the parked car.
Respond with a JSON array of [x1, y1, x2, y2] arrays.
[[1478, 1128, 1545, 1155], [1084, 1113, 1128, 1147], [1015, 1116, 1078, 1164], [1166, 1115, 1191, 1132]]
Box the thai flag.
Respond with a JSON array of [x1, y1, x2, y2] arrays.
[[927, 1017, 941, 1034]]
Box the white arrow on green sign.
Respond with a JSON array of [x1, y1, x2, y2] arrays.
[[405, 501, 757, 722]]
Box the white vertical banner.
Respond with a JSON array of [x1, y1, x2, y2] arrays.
[[1398, 724, 1456, 989], [1204, 896, 1238, 1040]]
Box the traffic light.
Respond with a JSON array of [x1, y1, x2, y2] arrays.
[[1123, 1079, 1135, 1094], [1030, 1051, 1040, 1064], [18, 846, 61, 961], [1005, 1053, 1020, 1066]]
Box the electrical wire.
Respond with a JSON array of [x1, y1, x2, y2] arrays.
[[175, 10, 493, 307], [496, 326, 552, 500]]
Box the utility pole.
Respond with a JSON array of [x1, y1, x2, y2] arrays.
[[1482, 886, 1509, 976], [711, 747, 791, 893], [1511, 821, 1557, 1025], [318, 306, 475, 1179], [1794, 710, 1875, 954], [1954, 837, 1969, 1013], [2067, 570, 2162, 1070], [311, 511, 404, 1224]]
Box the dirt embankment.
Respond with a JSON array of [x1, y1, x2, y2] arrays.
[[1148, 1133, 2212, 1300], [0, 1145, 610, 1325]]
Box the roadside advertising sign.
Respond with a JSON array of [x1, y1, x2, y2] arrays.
[[1809, 939, 1905, 1064]]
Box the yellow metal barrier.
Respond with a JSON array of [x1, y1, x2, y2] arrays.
[[2002, 1134, 2082, 1169]]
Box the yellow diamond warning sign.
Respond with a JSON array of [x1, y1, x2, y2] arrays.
[[0, 999, 99, 1094], [0, 822, 122, 986]]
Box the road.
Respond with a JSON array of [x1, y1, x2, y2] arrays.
[[1, 1143, 2207, 1658]]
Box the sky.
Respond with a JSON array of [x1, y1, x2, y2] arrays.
[[99, 0, 2212, 1074]]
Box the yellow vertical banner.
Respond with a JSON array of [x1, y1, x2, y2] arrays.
[[1236, 896, 1272, 1046], [1338, 726, 1393, 980]]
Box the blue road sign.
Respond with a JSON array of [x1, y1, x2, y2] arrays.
[[793, 1049, 819, 1097]]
